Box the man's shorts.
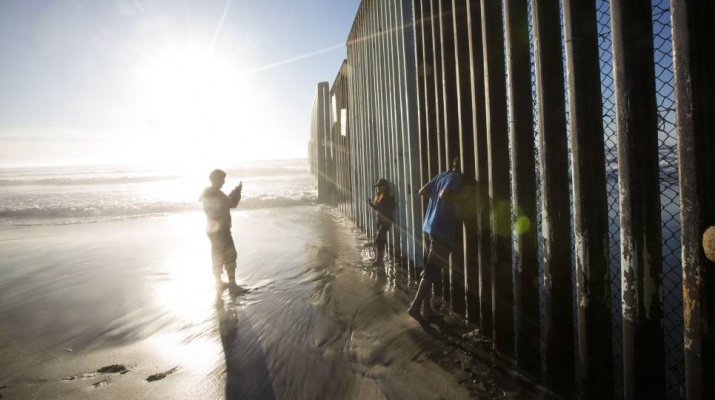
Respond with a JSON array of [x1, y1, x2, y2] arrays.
[[208, 230, 237, 267], [422, 235, 452, 283]]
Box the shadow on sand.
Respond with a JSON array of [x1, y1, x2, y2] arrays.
[[215, 288, 276, 400]]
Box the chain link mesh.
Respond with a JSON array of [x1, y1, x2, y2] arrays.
[[595, 1, 684, 398], [651, 2, 684, 398], [594, 2, 625, 397], [525, 1, 684, 397], [430, 1, 683, 396]]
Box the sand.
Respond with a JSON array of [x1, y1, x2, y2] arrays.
[[0, 205, 530, 399]]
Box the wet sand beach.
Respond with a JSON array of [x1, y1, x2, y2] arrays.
[[0, 205, 526, 399]]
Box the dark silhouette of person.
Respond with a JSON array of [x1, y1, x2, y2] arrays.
[[200, 169, 242, 289], [408, 157, 463, 321], [368, 178, 395, 265]]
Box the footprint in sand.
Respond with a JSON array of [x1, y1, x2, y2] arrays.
[[145, 367, 181, 382], [63, 364, 129, 381]]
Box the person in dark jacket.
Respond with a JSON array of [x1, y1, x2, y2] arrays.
[[368, 178, 395, 265], [200, 169, 242, 289]]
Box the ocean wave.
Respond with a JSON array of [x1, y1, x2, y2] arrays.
[[0, 161, 310, 187], [0, 169, 309, 187], [0, 193, 317, 225], [0, 203, 196, 220], [0, 176, 178, 187]]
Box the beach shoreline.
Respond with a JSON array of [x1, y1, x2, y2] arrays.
[[0, 205, 528, 399]]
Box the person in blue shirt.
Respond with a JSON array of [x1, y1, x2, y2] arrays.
[[408, 157, 463, 321], [200, 169, 242, 290], [368, 178, 395, 265]]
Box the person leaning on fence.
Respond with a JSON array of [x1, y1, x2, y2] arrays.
[[408, 157, 464, 321], [368, 178, 395, 265], [200, 169, 242, 290]]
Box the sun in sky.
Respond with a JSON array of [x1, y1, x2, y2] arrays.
[[0, 1, 361, 168], [131, 45, 260, 167]]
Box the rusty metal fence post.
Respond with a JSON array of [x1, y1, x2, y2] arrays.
[[400, 0, 423, 277], [611, 0, 666, 398], [504, 0, 540, 378], [562, 0, 614, 398], [531, 0, 575, 394], [466, 0, 493, 339], [438, 0, 465, 315], [480, 0, 514, 361], [671, 0, 715, 399], [452, 0, 480, 324]]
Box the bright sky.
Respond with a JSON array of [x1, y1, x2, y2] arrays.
[[0, 0, 360, 168]]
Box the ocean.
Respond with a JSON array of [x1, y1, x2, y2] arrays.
[[0, 159, 316, 227]]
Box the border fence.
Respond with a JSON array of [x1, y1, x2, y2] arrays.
[[308, 1, 714, 399]]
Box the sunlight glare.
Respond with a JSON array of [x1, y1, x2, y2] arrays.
[[137, 48, 241, 120], [133, 45, 268, 166]]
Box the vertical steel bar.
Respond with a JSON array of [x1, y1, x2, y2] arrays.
[[425, 0, 444, 299], [414, 0, 430, 277], [371, 0, 384, 229], [402, 0, 423, 276], [610, 0, 665, 398], [531, 0, 575, 393], [504, 0, 540, 376], [386, 0, 399, 264], [387, 0, 407, 265], [361, 11, 370, 232], [431, 0, 449, 300], [420, 0, 438, 280], [324, 82, 331, 203], [362, 9, 372, 232], [562, 0, 613, 397], [395, 0, 418, 269], [353, 15, 367, 231], [356, 12, 367, 232], [453, 0, 480, 324], [480, 0, 513, 358], [468, 0, 491, 338], [377, 0, 394, 260], [387, 0, 403, 264], [431, 0, 446, 174], [671, 0, 715, 398], [366, 9, 376, 239], [397, 0, 411, 267], [425, 0, 439, 185], [440, 0, 464, 314], [346, 38, 355, 220]]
